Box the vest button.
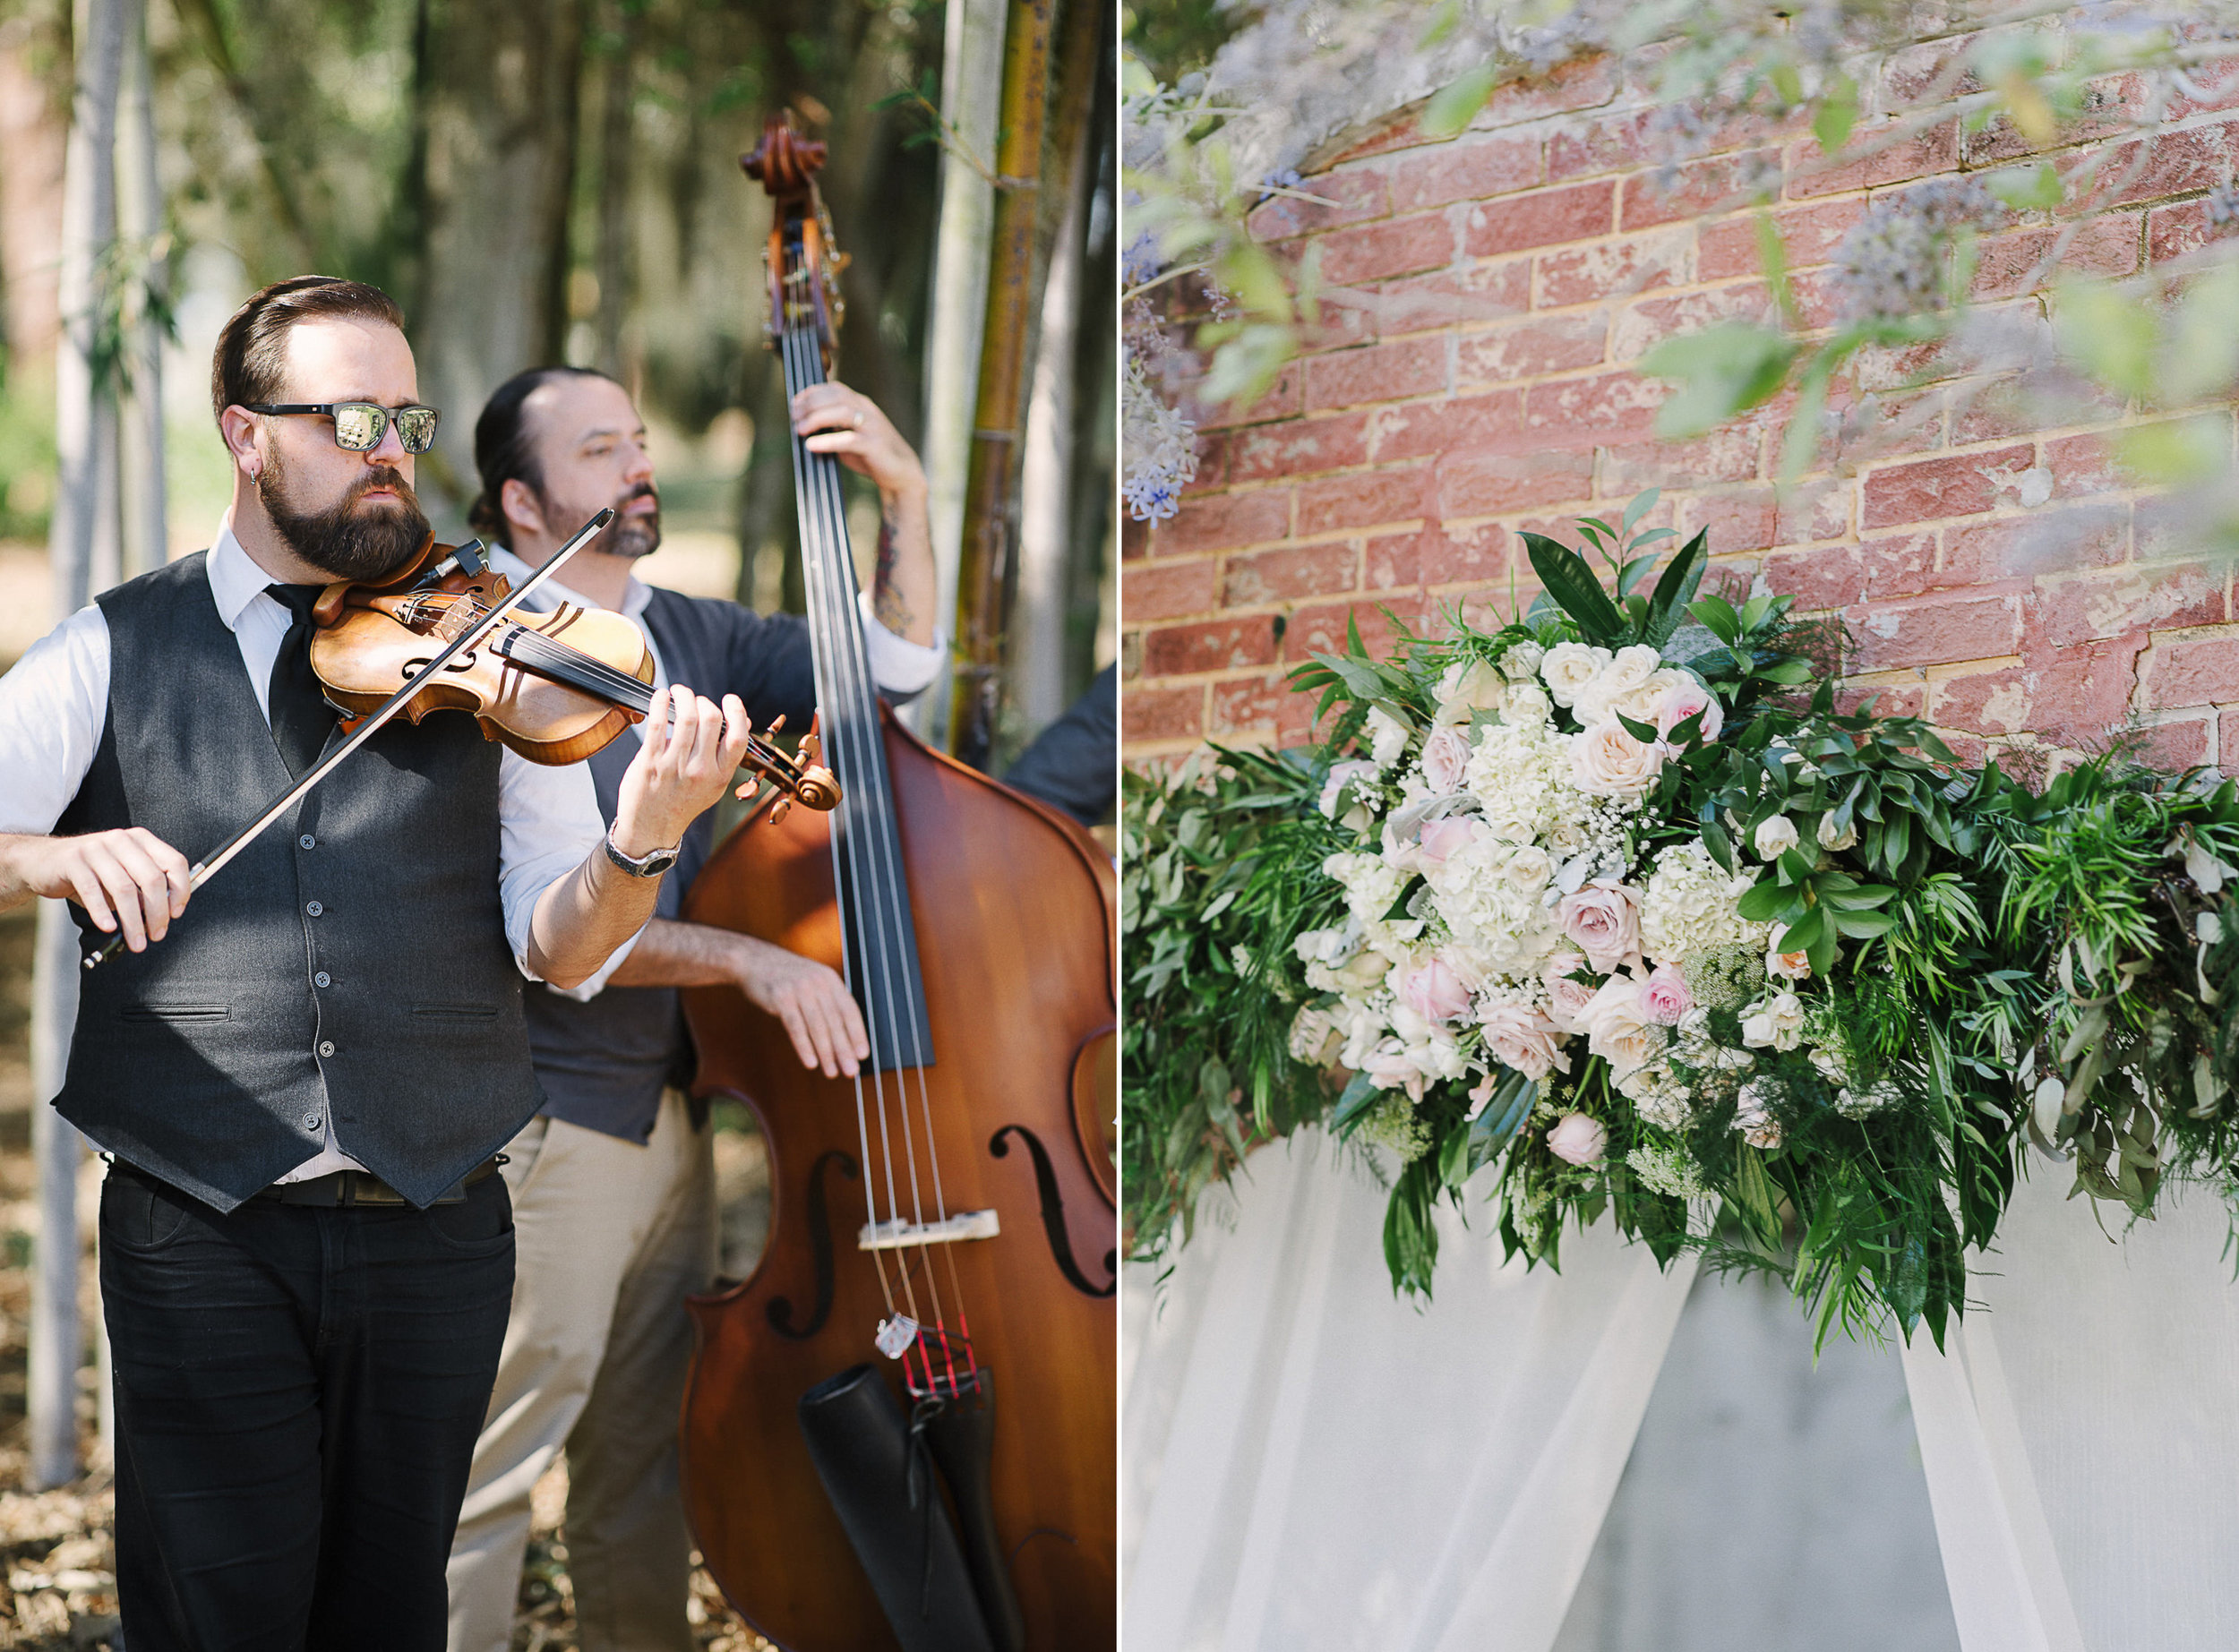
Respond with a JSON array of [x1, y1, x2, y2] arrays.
[[317, 1040, 336, 1057], [305, 901, 323, 917], [303, 1112, 322, 1130], [314, 972, 331, 989], [299, 834, 316, 850]]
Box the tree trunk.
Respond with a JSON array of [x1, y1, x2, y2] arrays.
[[590, 0, 637, 379], [408, 0, 588, 522], [119, 0, 162, 578], [34, 0, 127, 1494]]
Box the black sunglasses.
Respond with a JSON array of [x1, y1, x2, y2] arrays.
[[242, 401, 441, 455]]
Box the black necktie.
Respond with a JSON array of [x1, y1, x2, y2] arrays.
[[264, 583, 335, 781]]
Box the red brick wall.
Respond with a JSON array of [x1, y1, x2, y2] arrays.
[[1120, 47, 2239, 772]]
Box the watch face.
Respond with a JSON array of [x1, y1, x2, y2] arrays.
[[644, 851, 678, 875]]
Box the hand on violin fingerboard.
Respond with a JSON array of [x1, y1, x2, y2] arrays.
[[612, 684, 756, 856]]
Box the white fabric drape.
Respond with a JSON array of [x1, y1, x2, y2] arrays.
[[1122, 1132, 1698, 1652], [1902, 1168, 2239, 1652]]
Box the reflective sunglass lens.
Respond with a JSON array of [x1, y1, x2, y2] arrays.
[[330, 405, 383, 450], [394, 407, 439, 454]]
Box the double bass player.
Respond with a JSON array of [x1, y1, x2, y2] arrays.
[[443, 363, 944, 1652]]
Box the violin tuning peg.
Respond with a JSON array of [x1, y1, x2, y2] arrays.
[[733, 779, 759, 803], [800, 732, 822, 768], [767, 714, 787, 736], [768, 799, 793, 826]]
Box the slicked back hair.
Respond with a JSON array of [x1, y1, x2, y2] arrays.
[[468, 365, 618, 546], [210, 276, 407, 430]]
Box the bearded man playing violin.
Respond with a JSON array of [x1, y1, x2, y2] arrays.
[[0, 276, 764, 1652], [441, 364, 941, 1652]]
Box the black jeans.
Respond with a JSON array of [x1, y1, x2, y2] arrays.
[[99, 1162, 516, 1652]]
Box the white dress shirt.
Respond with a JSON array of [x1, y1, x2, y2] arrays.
[[0, 524, 618, 1181]]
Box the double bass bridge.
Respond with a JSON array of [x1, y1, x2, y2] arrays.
[[857, 1209, 1000, 1251]]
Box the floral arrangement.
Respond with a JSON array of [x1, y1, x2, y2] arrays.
[[1123, 494, 2239, 1347]]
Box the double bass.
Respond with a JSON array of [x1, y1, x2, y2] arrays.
[[675, 116, 1118, 1650]]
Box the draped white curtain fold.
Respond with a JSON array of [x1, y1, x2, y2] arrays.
[[1122, 1133, 1697, 1652]]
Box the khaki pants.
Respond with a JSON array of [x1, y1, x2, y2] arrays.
[[445, 1091, 716, 1652]]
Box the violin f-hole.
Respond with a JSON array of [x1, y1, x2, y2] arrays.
[[989, 1125, 1116, 1299], [768, 1148, 856, 1340]]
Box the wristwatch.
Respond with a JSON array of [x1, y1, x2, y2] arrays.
[[603, 831, 680, 878]]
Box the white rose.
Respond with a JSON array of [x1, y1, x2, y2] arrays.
[[1754, 815, 1800, 860], [1766, 946, 1812, 981], [1501, 684, 1552, 726], [1570, 721, 1665, 798], [1739, 991, 1807, 1051], [1421, 726, 1473, 795], [1540, 641, 1610, 708], [1501, 843, 1554, 893], [1546, 1112, 1608, 1166], [1817, 813, 1858, 852], [1366, 706, 1411, 769], [1582, 976, 1665, 1077], [1500, 640, 1546, 682], [1435, 659, 1507, 726]]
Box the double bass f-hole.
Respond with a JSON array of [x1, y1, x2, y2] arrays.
[[989, 1126, 1117, 1299], [768, 1148, 858, 1341]]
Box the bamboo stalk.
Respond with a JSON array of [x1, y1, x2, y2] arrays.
[[947, 0, 1054, 768]]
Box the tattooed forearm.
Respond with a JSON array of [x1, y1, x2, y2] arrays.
[[872, 514, 916, 637]]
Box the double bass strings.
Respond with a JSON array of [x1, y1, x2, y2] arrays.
[[780, 250, 979, 1394], [780, 284, 949, 1393]]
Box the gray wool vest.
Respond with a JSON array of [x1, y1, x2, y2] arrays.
[[52, 552, 542, 1211]]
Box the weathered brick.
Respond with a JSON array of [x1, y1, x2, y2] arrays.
[[1698, 200, 1864, 280], [1303, 338, 1448, 412], [1620, 150, 1781, 231], [1600, 424, 1763, 493], [1223, 542, 1361, 606], [1777, 480, 1853, 544], [1536, 231, 1692, 306], [1461, 182, 1615, 256], [1362, 391, 1523, 465], [1375, 258, 1531, 331], [2082, 123, 2235, 208], [1764, 544, 1866, 611], [1246, 166, 1390, 242], [1142, 615, 1281, 677], [1466, 53, 1618, 129], [1123, 557, 1220, 622], [2030, 561, 2226, 650], [1207, 674, 1298, 739], [2135, 713, 2214, 768], [1522, 371, 1667, 447], [1122, 685, 1205, 742], [1455, 316, 1608, 384], [2145, 200, 2239, 265], [1368, 521, 1512, 589], [1193, 366, 1300, 431], [1435, 447, 1596, 518], [1843, 591, 2022, 671], [1546, 110, 1654, 181], [1941, 508, 2127, 590], [2147, 633, 2239, 707], [1970, 214, 2140, 299], [1282, 597, 1427, 663], [1121, 515, 1151, 563], [1965, 74, 2150, 166], [1389, 136, 1542, 213], [1680, 489, 1779, 553], [1152, 487, 1292, 555], [2043, 432, 2121, 500], [1860, 445, 2035, 528], [1836, 680, 1927, 720], [2171, 54, 2239, 118], [1229, 414, 1372, 483], [1316, 212, 1457, 286], [1788, 120, 1960, 197], [1608, 284, 1772, 363], [1934, 638, 2143, 744], [1878, 35, 1981, 107], [1297, 465, 1430, 535]]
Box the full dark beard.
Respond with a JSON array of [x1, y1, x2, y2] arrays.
[[260, 458, 431, 582]]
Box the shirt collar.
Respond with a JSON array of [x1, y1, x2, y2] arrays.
[[205, 518, 284, 632], [488, 544, 651, 618]]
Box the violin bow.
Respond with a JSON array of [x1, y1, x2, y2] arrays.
[[83, 508, 616, 972]]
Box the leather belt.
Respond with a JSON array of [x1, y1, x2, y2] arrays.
[[254, 1159, 502, 1208]]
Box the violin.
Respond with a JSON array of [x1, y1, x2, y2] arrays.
[[308, 532, 842, 819]]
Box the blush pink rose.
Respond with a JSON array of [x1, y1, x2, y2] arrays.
[[1546, 1113, 1608, 1166], [1558, 880, 1643, 973], [1657, 678, 1725, 743], [1543, 976, 1598, 1035], [1479, 1004, 1571, 1081], [1417, 816, 1483, 868], [1639, 963, 1694, 1026], [1399, 956, 1474, 1023], [1421, 726, 1472, 795]]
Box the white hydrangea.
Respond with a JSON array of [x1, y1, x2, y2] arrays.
[[1638, 841, 1768, 966], [1366, 706, 1411, 769], [1500, 639, 1546, 682], [1463, 720, 1592, 846], [1616, 1060, 1694, 1131]]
